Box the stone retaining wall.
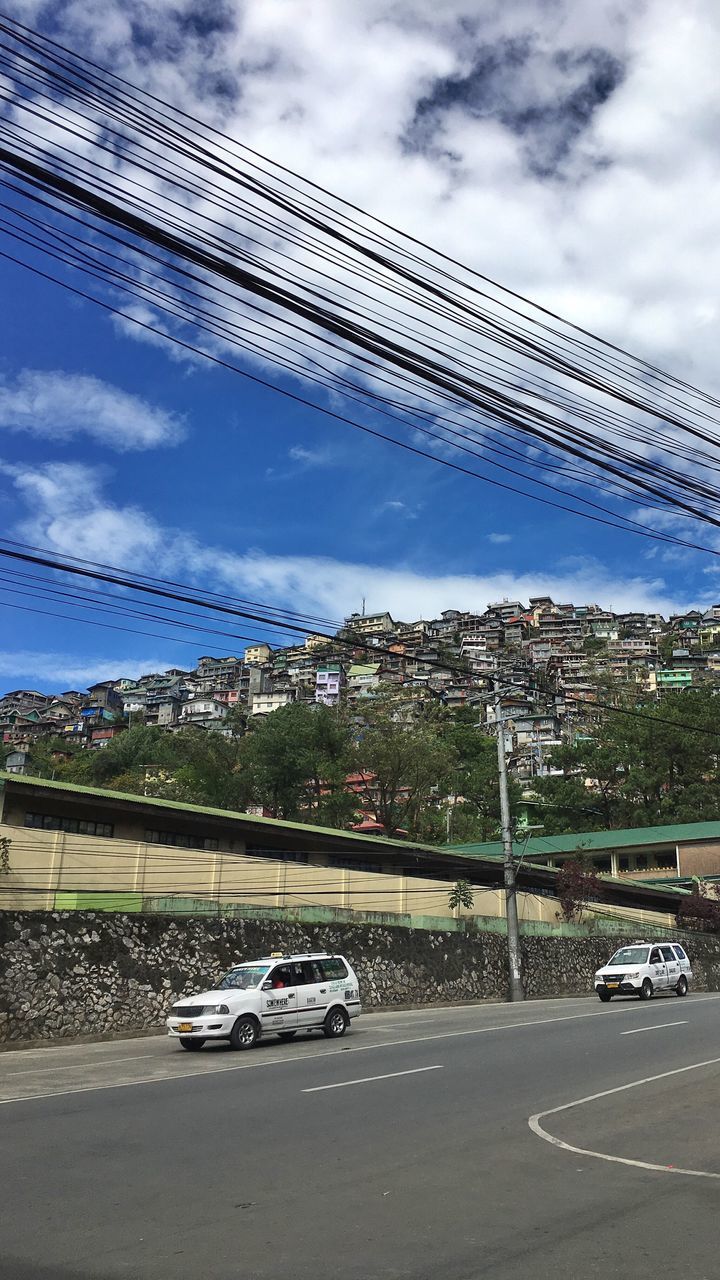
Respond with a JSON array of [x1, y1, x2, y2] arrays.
[[1, 911, 719, 1044]]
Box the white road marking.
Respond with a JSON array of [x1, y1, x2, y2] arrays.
[[2, 995, 718, 1107], [621, 1022, 688, 1036], [6, 1054, 158, 1075], [529, 1055, 720, 1180], [302, 1065, 443, 1092]]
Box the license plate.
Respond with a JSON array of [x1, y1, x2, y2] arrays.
[[606, 983, 619, 990], [178, 1022, 193, 1033]]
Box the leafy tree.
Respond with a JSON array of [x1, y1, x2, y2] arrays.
[[444, 710, 520, 842], [676, 883, 720, 933], [533, 689, 720, 832], [448, 879, 474, 912], [352, 695, 456, 838], [555, 856, 602, 923], [240, 702, 355, 823]]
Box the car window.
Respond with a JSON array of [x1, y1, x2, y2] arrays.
[[649, 948, 662, 964], [660, 946, 676, 962], [609, 947, 650, 965], [302, 960, 325, 983], [268, 965, 295, 989], [672, 945, 687, 961], [320, 957, 348, 980], [216, 964, 270, 990]]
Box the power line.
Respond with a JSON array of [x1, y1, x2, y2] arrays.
[[2, 15, 720, 549]]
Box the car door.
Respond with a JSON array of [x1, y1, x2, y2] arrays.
[[648, 946, 667, 989], [673, 944, 691, 975], [260, 963, 299, 1033], [296, 960, 328, 1029], [660, 944, 680, 987]]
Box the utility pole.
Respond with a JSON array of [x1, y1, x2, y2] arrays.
[[494, 681, 525, 1001]]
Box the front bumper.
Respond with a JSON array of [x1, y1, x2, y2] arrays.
[[167, 1016, 235, 1039], [595, 980, 640, 995]]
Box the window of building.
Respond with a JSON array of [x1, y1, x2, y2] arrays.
[[593, 857, 611, 873], [24, 812, 114, 838], [327, 855, 385, 874], [619, 856, 630, 872], [144, 829, 218, 851], [246, 846, 308, 864], [635, 855, 647, 870], [654, 853, 675, 871]]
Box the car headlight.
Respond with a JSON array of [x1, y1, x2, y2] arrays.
[[200, 1004, 230, 1015], [626, 971, 640, 979], [594, 972, 603, 980]]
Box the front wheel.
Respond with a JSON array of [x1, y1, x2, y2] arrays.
[[676, 976, 689, 996], [179, 1037, 206, 1050], [323, 1007, 349, 1039], [230, 1016, 259, 1051], [639, 978, 653, 1000], [597, 989, 612, 1003]]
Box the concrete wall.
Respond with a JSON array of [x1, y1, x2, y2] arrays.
[[1, 909, 718, 1045], [0, 824, 676, 930]]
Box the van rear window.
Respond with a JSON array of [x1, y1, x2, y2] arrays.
[[321, 958, 348, 980], [672, 945, 687, 961]]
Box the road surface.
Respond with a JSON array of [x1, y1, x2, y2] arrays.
[[1, 992, 719, 1279]]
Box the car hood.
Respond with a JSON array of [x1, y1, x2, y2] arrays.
[[598, 966, 638, 975], [172, 988, 246, 1006]]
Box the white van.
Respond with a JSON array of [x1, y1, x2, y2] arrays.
[[167, 952, 361, 1050], [594, 941, 692, 1001]]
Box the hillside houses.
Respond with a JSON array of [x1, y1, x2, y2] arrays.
[[4, 596, 720, 780]]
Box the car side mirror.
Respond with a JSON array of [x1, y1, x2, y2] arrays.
[[261, 981, 272, 991]]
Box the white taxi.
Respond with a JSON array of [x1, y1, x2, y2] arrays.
[[594, 941, 692, 1001], [167, 951, 361, 1050]]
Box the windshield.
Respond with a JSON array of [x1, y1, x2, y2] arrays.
[[216, 964, 271, 991], [608, 946, 650, 966]]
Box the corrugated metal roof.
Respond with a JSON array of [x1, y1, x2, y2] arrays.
[[450, 818, 720, 859], [0, 771, 439, 852]]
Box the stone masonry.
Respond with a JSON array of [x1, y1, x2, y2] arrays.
[[1, 911, 719, 1044]]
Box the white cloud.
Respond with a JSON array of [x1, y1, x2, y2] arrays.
[[0, 370, 185, 451], [1, 460, 704, 623], [287, 444, 333, 467], [1, 461, 165, 567], [487, 533, 513, 545], [375, 499, 419, 520], [13, 0, 720, 516], [0, 651, 177, 689]]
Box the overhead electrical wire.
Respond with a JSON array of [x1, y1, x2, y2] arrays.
[[0, 534, 719, 742], [1, 14, 720, 550], [0, 17, 718, 744]]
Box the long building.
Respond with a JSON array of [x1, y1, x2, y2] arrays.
[[0, 773, 688, 929]]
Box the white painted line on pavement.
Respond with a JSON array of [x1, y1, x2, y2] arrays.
[[621, 1022, 688, 1036], [303, 1065, 443, 1093], [529, 1054, 720, 1180], [7, 1054, 158, 1075], [2, 996, 719, 1107]]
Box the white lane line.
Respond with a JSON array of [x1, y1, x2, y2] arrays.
[[303, 1065, 443, 1093], [7, 1054, 158, 1076], [3, 996, 720, 1107], [621, 1022, 688, 1036], [529, 1055, 720, 1180]]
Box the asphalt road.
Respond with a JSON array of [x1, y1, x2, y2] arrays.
[[2, 992, 720, 1280]]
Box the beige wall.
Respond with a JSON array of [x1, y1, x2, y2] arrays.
[[0, 822, 675, 929]]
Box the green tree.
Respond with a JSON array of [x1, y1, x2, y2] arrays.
[[240, 702, 355, 823], [444, 710, 520, 842], [352, 696, 456, 838], [533, 689, 720, 832], [448, 879, 475, 912]]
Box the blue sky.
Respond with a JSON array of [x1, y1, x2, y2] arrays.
[[1, 0, 720, 693]]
